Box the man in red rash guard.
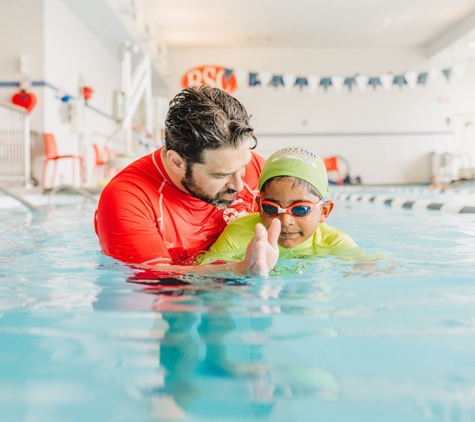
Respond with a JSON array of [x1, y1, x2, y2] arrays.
[[95, 86, 280, 277]]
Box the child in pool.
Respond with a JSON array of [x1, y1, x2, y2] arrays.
[[202, 147, 357, 264]]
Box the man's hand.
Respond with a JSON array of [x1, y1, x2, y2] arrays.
[[237, 219, 281, 277]]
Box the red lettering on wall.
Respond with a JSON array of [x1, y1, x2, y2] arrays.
[[181, 65, 237, 93]]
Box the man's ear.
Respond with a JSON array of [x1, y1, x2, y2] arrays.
[[166, 150, 186, 175], [319, 200, 334, 223]]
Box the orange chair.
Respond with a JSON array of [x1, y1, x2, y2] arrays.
[[92, 143, 106, 184], [42, 133, 83, 189], [92, 143, 117, 185], [323, 156, 343, 185]]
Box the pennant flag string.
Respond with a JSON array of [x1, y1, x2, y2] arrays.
[[368, 77, 381, 90], [344, 77, 356, 91], [442, 68, 451, 82], [222, 63, 464, 94], [417, 72, 428, 85], [393, 75, 407, 88]]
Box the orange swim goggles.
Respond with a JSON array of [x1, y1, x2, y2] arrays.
[[260, 198, 325, 217]]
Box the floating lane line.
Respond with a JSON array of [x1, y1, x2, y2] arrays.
[[330, 192, 475, 214]]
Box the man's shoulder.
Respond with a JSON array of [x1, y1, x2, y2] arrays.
[[105, 150, 169, 191], [251, 151, 266, 166]]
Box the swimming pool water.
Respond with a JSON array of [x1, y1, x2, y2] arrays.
[[1, 194, 475, 422]]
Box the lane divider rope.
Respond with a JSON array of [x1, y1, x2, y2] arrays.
[[330, 192, 475, 214]]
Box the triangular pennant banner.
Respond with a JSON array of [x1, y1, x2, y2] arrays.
[[393, 75, 407, 88], [295, 77, 308, 90], [417, 72, 428, 85], [270, 75, 284, 88], [258, 71, 272, 87], [331, 76, 345, 94], [283, 74, 297, 91], [344, 77, 356, 91], [249, 72, 260, 86], [429, 68, 439, 83], [355, 75, 369, 92], [218, 64, 461, 94], [368, 77, 381, 90], [233, 69, 248, 87], [319, 78, 332, 91], [380, 73, 393, 91], [307, 76, 320, 93], [404, 71, 418, 89], [442, 68, 451, 82], [224, 68, 233, 84]]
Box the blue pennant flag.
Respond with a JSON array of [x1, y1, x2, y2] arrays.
[[319, 77, 332, 91], [368, 77, 381, 90], [417, 72, 428, 85], [344, 77, 356, 91], [442, 68, 451, 82], [249, 72, 260, 86], [270, 75, 284, 88], [295, 77, 308, 90], [224, 68, 233, 83], [393, 75, 407, 88]]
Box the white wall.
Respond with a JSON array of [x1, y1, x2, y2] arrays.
[[168, 47, 475, 184], [43, 0, 120, 187], [0, 0, 123, 187], [0, 0, 45, 131]]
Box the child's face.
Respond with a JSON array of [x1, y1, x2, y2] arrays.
[[258, 178, 331, 249]]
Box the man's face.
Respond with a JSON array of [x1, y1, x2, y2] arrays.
[[181, 142, 252, 207]]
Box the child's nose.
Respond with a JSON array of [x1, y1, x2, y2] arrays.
[[277, 213, 295, 226]]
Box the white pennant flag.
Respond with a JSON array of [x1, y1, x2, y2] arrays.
[[233, 68, 248, 87], [331, 75, 345, 94], [429, 68, 439, 83], [307, 76, 320, 93], [380, 73, 393, 91], [355, 75, 369, 92], [258, 71, 272, 87], [404, 71, 418, 89], [452, 64, 465, 80], [283, 74, 297, 91]]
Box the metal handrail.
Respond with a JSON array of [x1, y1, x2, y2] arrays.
[[0, 101, 31, 185], [0, 100, 28, 113]]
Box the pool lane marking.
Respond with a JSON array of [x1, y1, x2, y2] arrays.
[[388, 187, 475, 195], [330, 193, 475, 214]]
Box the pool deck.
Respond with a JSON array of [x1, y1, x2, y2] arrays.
[[0, 184, 102, 210]]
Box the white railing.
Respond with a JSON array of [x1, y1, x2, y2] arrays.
[[0, 101, 30, 185], [114, 43, 153, 157]]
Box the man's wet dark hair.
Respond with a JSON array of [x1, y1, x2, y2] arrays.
[[165, 86, 257, 165]]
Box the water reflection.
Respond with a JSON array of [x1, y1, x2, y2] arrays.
[[2, 202, 475, 421], [127, 278, 340, 421]]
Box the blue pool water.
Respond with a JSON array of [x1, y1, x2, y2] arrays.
[[1, 190, 475, 422]]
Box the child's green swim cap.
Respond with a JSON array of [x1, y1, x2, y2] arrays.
[[258, 147, 329, 198]]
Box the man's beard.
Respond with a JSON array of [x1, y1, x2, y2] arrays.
[[181, 166, 237, 208]]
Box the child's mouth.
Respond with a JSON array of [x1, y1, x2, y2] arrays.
[[280, 231, 298, 238]]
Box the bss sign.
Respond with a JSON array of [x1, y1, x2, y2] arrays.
[[181, 65, 237, 93]]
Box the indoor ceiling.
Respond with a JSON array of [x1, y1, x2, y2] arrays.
[[140, 0, 475, 58]]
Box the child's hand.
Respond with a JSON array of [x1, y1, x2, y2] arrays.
[[238, 219, 281, 277]]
